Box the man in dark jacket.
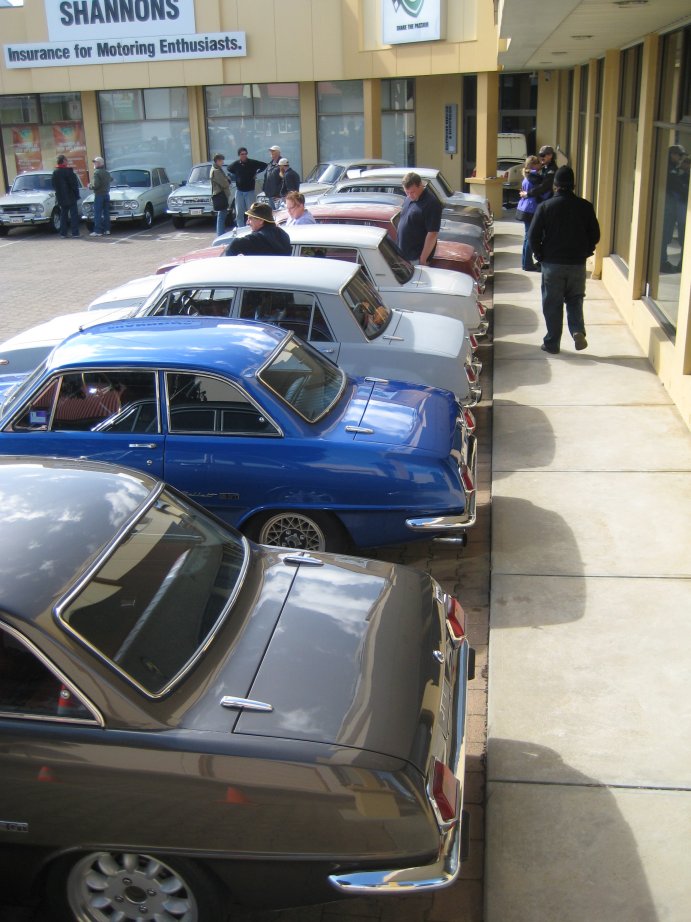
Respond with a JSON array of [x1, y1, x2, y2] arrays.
[[227, 147, 268, 228], [528, 166, 600, 354], [397, 171, 442, 265], [51, 154, 81, 238], [224, 201, 291, 256], [262, 145, 283, 208], [278, 158, 300, 197]]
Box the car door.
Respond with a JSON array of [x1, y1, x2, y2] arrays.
[[236, 287, 341, 361], [0, 369, 165, 478]]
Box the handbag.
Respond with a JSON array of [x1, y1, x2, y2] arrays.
[[212, 191, 228, 211]]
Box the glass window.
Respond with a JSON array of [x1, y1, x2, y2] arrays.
[[259, 338, 345, 422], [0, 626, 93, 722], [99, 88, 191, 184], [341, 273, 392, 339], [151, 287, 235, 317], [166, 372, 277, 436], [205, 83, 301, 176], [317, 81, 364, 161], [59, 492, 248, 696], [613, 45, 642, 267], [382, 78, 415, 166]]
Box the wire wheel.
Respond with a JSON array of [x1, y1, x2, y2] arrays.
[[258, 511, 328, 551], [65, 851, 199, 921]]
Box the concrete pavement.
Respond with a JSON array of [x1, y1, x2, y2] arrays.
[[486, 219, 691, 922]]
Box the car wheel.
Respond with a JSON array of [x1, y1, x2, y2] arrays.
[[45, 850, 226, 922], [172, 215, 186, 228], [250, 510, 347, 553], [50, 208, 62, 233], [0, 226, 8, 236], [142, 204, 154, 229]]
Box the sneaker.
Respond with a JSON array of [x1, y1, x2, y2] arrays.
[[90, 232, 102, 237], [104, 231, 111, 236], [573, 332, 588, 351], [541, 343, 560, 354]]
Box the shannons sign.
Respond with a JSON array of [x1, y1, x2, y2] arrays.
[[382, 0, 442, 45], [3, 0, 248, 67]]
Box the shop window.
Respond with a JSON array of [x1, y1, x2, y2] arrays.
[[317, 81, 364, 162], [206, 84, 301, 176], [382, 79, 415, 166], [0, 93, 86, 184], [612, 45, 642, 268]]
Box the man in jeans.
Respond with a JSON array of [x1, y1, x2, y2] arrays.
[[528, 166, 600, 354], [227, 147, 267, 227]]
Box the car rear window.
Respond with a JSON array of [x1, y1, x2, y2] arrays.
[[58, 490, 248, 696], [259, 337, 344, 422], [341, 272, 392, 339]]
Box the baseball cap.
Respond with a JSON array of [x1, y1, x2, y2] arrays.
[[278, 158, 289, 166], [92, 156, 104, 165], [269, 145, 281, 152], [538, 145, 555, 157]]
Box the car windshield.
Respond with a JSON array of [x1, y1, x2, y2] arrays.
[[188, 165, 211, 184], [259, 337, 344, 422], [0, 356, 51, 420], [58, 490, 248, 696], [435, 171, 454, 197], [110, 169, 151, 188], [12, 174, 53, 193], [304, 163, 344, 184], [378, 235, 414, 284], [341, 272, 392, 339]]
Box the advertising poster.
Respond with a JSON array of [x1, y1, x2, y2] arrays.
[[53, 122, 88, 184], [11, 125, 43, 174], [382, 0, 442, 45]]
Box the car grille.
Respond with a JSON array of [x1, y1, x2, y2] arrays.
[[180, 196, 211, 206], [1, 205, 31, 215]]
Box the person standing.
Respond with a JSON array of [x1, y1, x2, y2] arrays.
[[515, 155, 545, 271], [51, 154, 81, 238], [210, 153, 232, 238], [397, 171, 442, 265], [227, 147, 267, 228], [278, 158, 300, 197], [89, 156, 112, 237], [262, 145, 282, 208], [528, 166, 600, 354], [223, 202, 291, 256], [519, 144, 557, 208], [284, 191, 316, 225]]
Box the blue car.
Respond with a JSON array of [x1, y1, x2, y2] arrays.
[[0, 317, 476, 551]]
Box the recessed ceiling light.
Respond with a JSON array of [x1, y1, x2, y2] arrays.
[[613, 1, 648, 7], [552, 51, 568, 55], [572, 35, 593, 39]]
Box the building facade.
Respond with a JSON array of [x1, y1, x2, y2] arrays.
[[1, 0, 690, 425]]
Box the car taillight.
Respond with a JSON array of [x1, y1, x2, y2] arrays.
[[478, 302, 487, 317], [461, 465, 475, 495], [432, 758, 460, 824], [445, 595, 467, 640], [466, 365, 477, 384], [468, 333, 478, 351], [463, 408, 476, 433]]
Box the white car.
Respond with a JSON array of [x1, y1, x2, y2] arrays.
[[211, 223, 488, 341], [82, 165, 174, 229], [300, 158, 394, 198], [0, 170, 88, 236], [167, 161, 236, 229], [135, 257, 481, 407]]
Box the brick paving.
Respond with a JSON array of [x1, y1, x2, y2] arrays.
[[0, 219, 493, 922]]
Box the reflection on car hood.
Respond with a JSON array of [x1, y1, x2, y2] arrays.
[[0, 191, 53, 204], [172, 181, 211, 197], [408, 265, 475, 298], [237, 556, 443, 772], [381, 310, 466, 359]]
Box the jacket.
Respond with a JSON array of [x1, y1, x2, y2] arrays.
[[528, 189, 600, 265], [91, 166, 112, 195], [262, 160, 282, 198], [279, 167, 300, 196], [51, 164, 80, 206], [210, 165, 231, 199], [224, 223, 292, 256], [516, 171, 544, 222]]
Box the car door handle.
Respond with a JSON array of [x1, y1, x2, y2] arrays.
[[128, 443, 157, 449], [321, 348, 336, 354]]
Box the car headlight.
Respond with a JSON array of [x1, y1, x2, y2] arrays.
[[30, 204, 44, 214], [168, 197, 182, 207], [126, 201, 139, 210]]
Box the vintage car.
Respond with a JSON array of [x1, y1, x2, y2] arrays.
[[131, 257, 481, 406], [81, 165, 174, 229], [362, 166, 493, 223], [162, 223, 489, 340], [166, 161, 237, 229], [300, 157, 394, 197], [0, 455, 474, 918], [0, 169, 88, 235], [0, 318, 477, 550]]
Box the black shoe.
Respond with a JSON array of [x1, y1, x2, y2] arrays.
[[541, 343, 560, 354], [573, 332, 588, 351]]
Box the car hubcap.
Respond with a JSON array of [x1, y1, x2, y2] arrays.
[[67, 851, 197, 921], [259, 513, 326, 551]]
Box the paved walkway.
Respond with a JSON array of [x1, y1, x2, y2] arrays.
[[485, 218, 691, 922]]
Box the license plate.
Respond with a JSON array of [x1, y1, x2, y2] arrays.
[[110, 215, 119, 221], [190, 208, 203, 215], [9, 217, 23, 224]]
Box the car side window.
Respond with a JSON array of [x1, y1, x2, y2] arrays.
[[152, 288, 235, 317], [0, 626, 94, 722], [240, 290, 334, 343], [165, 372, 278, 436], [10, 371, 159, 434]]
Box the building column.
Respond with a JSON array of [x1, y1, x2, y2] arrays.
[[582, 59, 599, 202], [363, 79, 382, 159], [468, 71, 503, 214], [299, 83, 318, 177]]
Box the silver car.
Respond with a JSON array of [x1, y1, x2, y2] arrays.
[[0, 170, 88, 236], [166, 161, 236, 229], [82, 165, 174, 230]]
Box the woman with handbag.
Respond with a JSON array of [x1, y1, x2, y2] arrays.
[[210, 153, 232, 238]]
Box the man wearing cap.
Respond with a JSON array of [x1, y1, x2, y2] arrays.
[[224, 201, 291, 256], [520, 145, 557, 206], [227, 147, 268, 228], [262, 145, 283, 208], [89, 156, 112, 237], [528, 166, 600, 354], [278, 157, 300, 197]]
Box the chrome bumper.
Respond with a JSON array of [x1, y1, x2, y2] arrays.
[[328, 638, 472, 894], [405, 434, 478, 536]]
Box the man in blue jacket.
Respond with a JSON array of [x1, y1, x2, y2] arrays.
[[224, 202, 291, 256], [528, 166, 600, 354], [51, 155, 81, 238]]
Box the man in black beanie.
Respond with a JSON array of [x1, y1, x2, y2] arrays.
[[528, 166, 600, 354]]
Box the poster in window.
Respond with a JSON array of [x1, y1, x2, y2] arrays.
[[11, 126, 43, 174], [53, 122, 88, 185]]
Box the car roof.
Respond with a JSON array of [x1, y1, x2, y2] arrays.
[[15, 170, 53, 177], [0, 457, 157, 622], [317, 192, 404, 208], [162, 254, 360, 291], [334, 177, 404, 189], [321, 158, 393, 169], [46, 317, 287, 375], [110, 165, 163, 174], [362, 166, 440, 180], [282, 224, 387, 247], [308, 201, 400, 219]]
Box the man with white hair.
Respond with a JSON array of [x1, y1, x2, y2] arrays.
[[263, 144, 282, 208], [89, 156, 112, 237], [278, 157, 300, 197]]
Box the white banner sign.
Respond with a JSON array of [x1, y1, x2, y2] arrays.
[[382, 0, 441, 45], [45, 0, 196, 41], [4, 33, 246, 68]]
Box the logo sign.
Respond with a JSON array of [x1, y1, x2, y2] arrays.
[[45, 0, 196, 42], [383, 0, 442, 45]]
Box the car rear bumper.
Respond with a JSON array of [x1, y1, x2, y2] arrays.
[[405, 433, 478, 536]]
